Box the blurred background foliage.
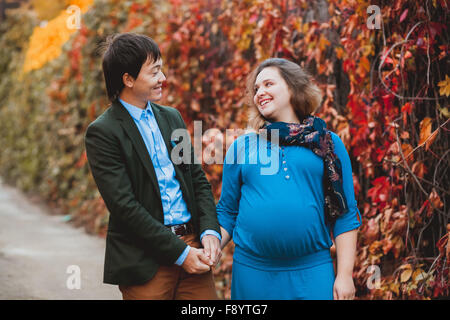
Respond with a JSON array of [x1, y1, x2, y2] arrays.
[[0, 0, 448, 299], [30, 0, 68, 21]]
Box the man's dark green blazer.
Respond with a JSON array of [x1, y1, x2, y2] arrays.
[[84, 99, 220, 286]]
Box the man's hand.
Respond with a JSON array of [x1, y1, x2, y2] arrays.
[[181, 247, 211, 274], [201, 235, 222, 267]]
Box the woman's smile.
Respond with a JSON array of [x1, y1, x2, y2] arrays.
[[259, 97, 273, 108]]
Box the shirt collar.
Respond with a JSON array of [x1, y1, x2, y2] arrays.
[[119, 99, 154, 121]]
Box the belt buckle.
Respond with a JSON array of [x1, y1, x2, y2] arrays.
[[171, 224, 185, 237]]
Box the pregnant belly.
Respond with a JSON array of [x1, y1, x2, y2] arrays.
[[236, 200, 328, 258]]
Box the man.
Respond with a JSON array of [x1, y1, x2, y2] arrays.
[[84, 33, 221, 300]]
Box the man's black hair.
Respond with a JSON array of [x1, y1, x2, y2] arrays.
[[100, 33, 162, 101]]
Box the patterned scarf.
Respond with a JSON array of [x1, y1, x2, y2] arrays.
[[262, 116, 349, 222]]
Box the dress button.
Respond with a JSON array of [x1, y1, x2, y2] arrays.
[[283, 167, 288, 171], [285, 175, 290, 180], [282, 160, 286, 164]]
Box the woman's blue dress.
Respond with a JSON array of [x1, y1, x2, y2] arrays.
[[216, 132, 361, 300]]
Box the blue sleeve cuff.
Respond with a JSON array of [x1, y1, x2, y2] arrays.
[[174, 246, 191, 266], [200, 229, 222, 242], [333, 206, 362, 239], [217, 209, 236, 238]]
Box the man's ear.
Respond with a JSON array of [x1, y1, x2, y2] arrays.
[[122, 73, 135, 88]]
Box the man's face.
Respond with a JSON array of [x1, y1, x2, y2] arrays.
[[131, 57, 166, 103]]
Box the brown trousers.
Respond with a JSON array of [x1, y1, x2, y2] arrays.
[[118, 234, 218, 300]]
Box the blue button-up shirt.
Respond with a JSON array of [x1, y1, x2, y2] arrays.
[[120, 99, 220, 265]]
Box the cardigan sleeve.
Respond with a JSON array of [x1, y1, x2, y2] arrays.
[[330, 132, 362, 239], [216, 136, 245, 238]]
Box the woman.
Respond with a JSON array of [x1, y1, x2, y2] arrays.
[[216, 58, 361, 300]]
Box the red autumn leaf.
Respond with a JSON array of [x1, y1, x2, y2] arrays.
[[367, 176, 390, 204], [401, 102, 413, 126], [399, 9, 408, 22], [401, 102, 413, 114]]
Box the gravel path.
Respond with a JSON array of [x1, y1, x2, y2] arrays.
[[0, 179, 121, 300]]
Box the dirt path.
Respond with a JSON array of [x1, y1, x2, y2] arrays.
[[0, 179, 121, 300]]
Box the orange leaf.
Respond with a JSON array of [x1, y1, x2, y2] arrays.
[[438, 74, 450, 97], [426, 128, 439, 151], [418, 117, 438, 150], [411, 161, 427, 179], [369, 240, 382, 254], [429, 188, 443, 210], [359, 56, 370, 72], [335, 47, 344, 59], [419, 117, 432, 144], [382, 238, 394, 255], [401, 143, 414, 164]]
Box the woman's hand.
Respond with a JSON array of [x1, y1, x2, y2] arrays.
[[201, 235, 222, 267], [220, 226, 231, 249], [334, 229, 358, 300], [333, 274, 355, 300]]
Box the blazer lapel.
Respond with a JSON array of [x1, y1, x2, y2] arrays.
[[111, 100, 161, 201], [151, 103, 193, 204], [151, 103, 174, 156]]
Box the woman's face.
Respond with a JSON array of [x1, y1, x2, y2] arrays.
[[253, 66, 293, 122]]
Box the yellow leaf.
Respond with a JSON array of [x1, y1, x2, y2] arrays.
[[438, 75, 450, 97], [390, 282, 400, 295], [362, 45, 374, 57], [400, 268, 412, 282], [412, 269, 426, 282], [440, 107, 449, 118], [303, 23, 309, 34]]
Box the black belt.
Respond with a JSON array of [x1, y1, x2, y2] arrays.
[[167, 223, 194, 237]]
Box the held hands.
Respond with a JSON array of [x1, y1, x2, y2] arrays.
[[201, 235, 222, 267], [181, 247, 211, 274], [181, 235, 222, 274], [333, 274, 356, 300]]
